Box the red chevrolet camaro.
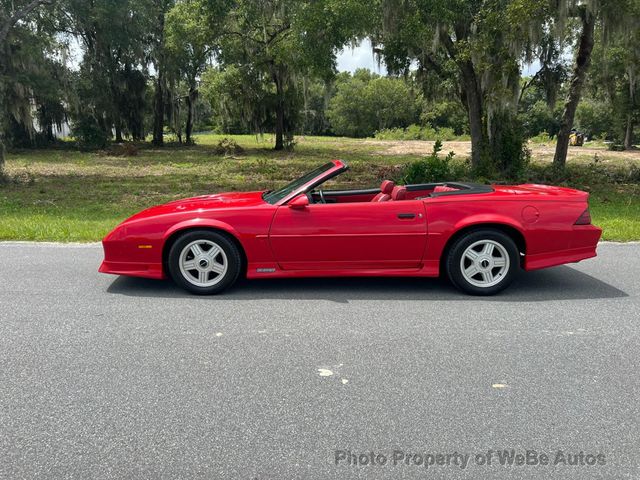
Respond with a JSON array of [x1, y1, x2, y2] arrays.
[[99, 160, 602, 295]]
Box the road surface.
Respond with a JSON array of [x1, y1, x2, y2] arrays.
[[0, 242, 638, 479]]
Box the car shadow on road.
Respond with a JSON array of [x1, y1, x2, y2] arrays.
[[106, 265, 628, 303]]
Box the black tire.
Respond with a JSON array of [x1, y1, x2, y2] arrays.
[[167, 230, 242, 295], [445, 229, 520, 296]]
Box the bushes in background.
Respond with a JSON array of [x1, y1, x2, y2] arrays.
[[375, 124, 470, 141], [399, 140, 469, 184]]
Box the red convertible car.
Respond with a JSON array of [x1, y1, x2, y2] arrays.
[[99, 160, 601, 295]]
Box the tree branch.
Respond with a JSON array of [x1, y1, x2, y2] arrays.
[[518, 69, 543, 107], [421, 52, 446, 78], [0, 0, 54, 45], [439, 30, 457, 61]]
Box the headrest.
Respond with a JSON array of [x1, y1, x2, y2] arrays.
[[380, 180, 395, 194], [433, 185, 459, 193], [373, 193, 391, 202], [391, 186, 407, 200]]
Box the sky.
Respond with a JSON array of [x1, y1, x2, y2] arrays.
[[336, 38, 542, 77], [336, 38, 387, 74]]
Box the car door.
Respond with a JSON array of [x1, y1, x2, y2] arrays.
[[268, 199, 427, 270]]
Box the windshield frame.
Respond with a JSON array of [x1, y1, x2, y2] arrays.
[[262, 160, 347, 205]]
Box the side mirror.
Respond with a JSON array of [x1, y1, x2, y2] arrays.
[[288, 193, 309, 209]]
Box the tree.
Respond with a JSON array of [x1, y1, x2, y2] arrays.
[[149, 0, 175, 146], [201, 65, 272, 134], [0, 0, 53, 45], [165, 0, 229, 144], [326, 69, 418, 137], [211, 0, 371, 150], [552, 3, 596, 167], [63, 0, 153, 144], [371, 0, 532, 174], [584, 3, 640, 148], [0, 0, 57, 170], [550, 0, 639, 166]]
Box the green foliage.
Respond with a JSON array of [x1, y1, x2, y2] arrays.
[[420, 100, 469, 135], [299, 78, 332, 135], [519, 100, 562, 139], [575, 100, 616, 140], [375, 124, 469, 141], [371, 0, 535, 171], [0, 0, 65, 153], [529, 131, 552, 143], [327, 70, 418, 137], [71, 116, 109, 150], [63, 0, 155, 143], [482, 111, 531, 179], [209, 0, 371, 149], [201, 65, 273, 134], [399, 140, 459, 184], [2, 0, 640, 165]]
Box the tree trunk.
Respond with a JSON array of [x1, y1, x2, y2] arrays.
[[460, 61, 484, 169], [152, 8, 165, 147], [185, 95, 193, 145], [0, 138, 5, 173], [553, 8, 595, 168], [114, 121, 123, 143], [185, 87, 197, 145], [624, 113, 634, 150], [624, 73, 635, 150], [152, 71, 164, 146], [274, 76, 284, 151]]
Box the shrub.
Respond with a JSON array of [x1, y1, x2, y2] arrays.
[[529, 131, 552, 143], [374, 124, 468, 141], [214, 137, 244, 156], [72, 116, 109, 150], [399, 140, 458, 184]]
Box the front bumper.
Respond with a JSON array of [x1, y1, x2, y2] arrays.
[[99, 236, 165, 280], [99, 259, 165, 279]]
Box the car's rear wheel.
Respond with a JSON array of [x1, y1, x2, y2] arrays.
[[168, 230, 241, 295], [446, 229, 519, 295]]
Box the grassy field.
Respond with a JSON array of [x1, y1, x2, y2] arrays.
[[1, 133, 639, 241]]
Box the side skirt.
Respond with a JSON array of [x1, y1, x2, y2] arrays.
[[245, 261, 440, 279]]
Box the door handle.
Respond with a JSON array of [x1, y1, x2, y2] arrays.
[[397, 213, 416, 219]]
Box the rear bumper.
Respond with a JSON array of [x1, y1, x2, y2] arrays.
[[525, 246, 598, 271], [525, 225, 602, 271]]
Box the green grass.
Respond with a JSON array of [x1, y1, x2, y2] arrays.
[[588, 186, 640, 242], [1, 133, 639, 241]]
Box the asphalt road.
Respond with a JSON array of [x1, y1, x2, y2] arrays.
[[1, 242, 639, 479]]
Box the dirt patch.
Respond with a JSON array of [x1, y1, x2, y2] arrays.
[[362, 138, 640, 165], [362, 139, 472, 157]]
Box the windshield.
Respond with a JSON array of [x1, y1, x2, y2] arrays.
[[263, 162, 335, 204]]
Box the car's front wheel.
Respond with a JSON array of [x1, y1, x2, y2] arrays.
[[446, 229, 519, 295], [168, 230, 242, 294]]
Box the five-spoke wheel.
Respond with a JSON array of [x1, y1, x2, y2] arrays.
[[446, 229, 519, 295], [168, 230, 241, 294], [178, 239, 228, 287]]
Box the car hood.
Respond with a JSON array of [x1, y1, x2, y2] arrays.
[[123, 191, 267, 223]]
